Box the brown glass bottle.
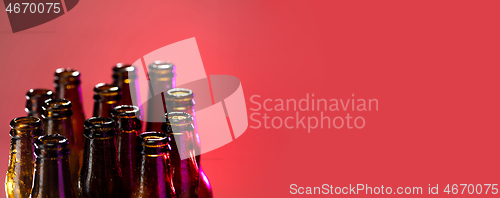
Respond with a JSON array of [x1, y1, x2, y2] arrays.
[[145, 61, 176, 133], [93, 83, 121, 118], [131, 132, 175, 198], [25, 89, 54, 119], [112, 63, 138, 106], [5, 117, 43, 198], [165, 88, 213, 198], [165, 88, 200, 164], [31, 135, 76, 198], [42, 98, 80, 192], [79, 117, 125, 198], [162, 112, 199, 198], [112, 105, 141, 195], [54, 68, 85, 168]]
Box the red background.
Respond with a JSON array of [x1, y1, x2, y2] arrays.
[[1, 0, 500, 197]]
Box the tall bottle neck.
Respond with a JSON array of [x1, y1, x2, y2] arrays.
[[93, 100, 118, 118], [31, 156, 75, 197], [134, 154, 170, 197], [43, 117, 73, 135], [55, 85, 85, 114]]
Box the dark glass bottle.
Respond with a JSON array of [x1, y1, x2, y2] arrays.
[[42, 98, 80, 192], [145, 61, 176, 133], [112, 63, 138, 106], [131, 132, 175, 198], [162, 112, 199, 198], [79, 117, 124, 198], [54, 68, 85, 168], [166, 88, 213, 198], [165, 88, 200, 164], [92, 83, 121, 118], [25, 89, 54, 119], [5, 117, 43, 198], [31, 135, 76, 198], [112, 105, 141, 195]]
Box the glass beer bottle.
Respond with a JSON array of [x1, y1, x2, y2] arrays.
[[42, 98, 80, 192], [5, 117, 43, 198], [131, 132, 175, 198], [79, 117, 125, 198], [145, 61, 176, 133], [25, 89, 54, 119], [54, 68, 85, 167], [92, 83, 121, 118], [31, 135, 76, 198], [112, 105, 141, 195], [112, 63, 137, 106], [162, 112, 199, 198], [165, 88, 213, 198]]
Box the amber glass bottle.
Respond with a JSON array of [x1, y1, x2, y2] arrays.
[[5, 117, 43, 198], [112, 105, 141, 195], [131, 132, 175, 198], [162, 112, 199, 198], [112, 63, 137, 106], [166, 88, 213, 198], [31, 135, 76, 198], [54, 68, 85, 167], [25, 89, 54, 118], [165, 88, 200, 163], [145, 61, 176, 133], [42, 98, 80, 192], [92, 83, 121, 118], [79, 117, 125, 198]]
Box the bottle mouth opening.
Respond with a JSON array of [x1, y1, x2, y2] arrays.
[[149, 61, 175, 70], [138, 132, 169, 147], [26, 89, 53, 99], [43, 98, 72, 110], [165, 112, 192, 126], [55, 68, 81, 85], [94, 83, 120, 96], [10, 116, 41, 130], [84, 117, 117, 138], [166, 88, 193, 101], [36, 134, 68, 149], [35, 135, 70, 158], [55, 68, 80, 77], [113, 63, 135, 72], [112, 105, 140, 117], [137, 132, 170, 154], [84, 117, 115, 129]]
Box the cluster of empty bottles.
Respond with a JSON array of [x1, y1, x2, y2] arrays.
[[5, 61, 213, 198]]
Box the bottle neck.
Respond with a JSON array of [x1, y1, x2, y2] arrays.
[[31, 156, 75, 197], [80, 137, 123, 197], [133, 153, 171, 197], [6, 136, 37, 198], [55, 84, 85, 115], [167, 101, 194, 115], [43, 117, 73, 136], [26, 99, 46, 118], [116, 80, 134, 106], [116, 118, 140, 192], [168, 132, 199, 197], [93, 99, 118, 118]]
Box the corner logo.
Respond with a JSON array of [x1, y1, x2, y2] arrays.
[[131, 38, 248, 154], [3, 0, 79, 32]]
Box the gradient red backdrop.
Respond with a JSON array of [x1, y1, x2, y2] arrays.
[[1, 1, 500, 197]]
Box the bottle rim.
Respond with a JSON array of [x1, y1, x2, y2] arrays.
[[54, 68, 81, 85], [34, 134, 70, 158], [166, 88, 194, 102], [84, 117, 117, 139], [112, 105, 140, 118], [94, 83, 120, 96]]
